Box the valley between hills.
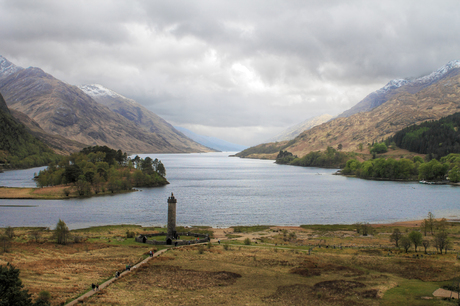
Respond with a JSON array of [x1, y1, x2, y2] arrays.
[[3, 58, 460, 306], [0, 56, 211, 157]]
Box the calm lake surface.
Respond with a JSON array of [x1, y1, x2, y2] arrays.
[[1, 152, 460, 229]]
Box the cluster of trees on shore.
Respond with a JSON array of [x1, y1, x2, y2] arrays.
[[276, 146, 349, 168], [35, 146, 168, 196], [390, 112, 460, 160], [342, 153, 460, 182], [389, 212, 451, 254]]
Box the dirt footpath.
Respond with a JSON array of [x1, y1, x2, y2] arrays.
[[433, 288, 459, 299]]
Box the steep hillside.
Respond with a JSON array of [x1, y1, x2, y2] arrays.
[[266, 114, 333, 142], [0, 92, 60, 168], [78, 84, 210, 153], [174, 126, 247, 152], [390, 112, 460, 159], [10, 109, 87, 155], [0, 57, 211, 154], [238, 61, 460, 159]]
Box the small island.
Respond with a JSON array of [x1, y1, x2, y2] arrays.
[[0, 146, 168, 199]]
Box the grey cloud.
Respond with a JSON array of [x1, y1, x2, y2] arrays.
[[1, 0, 459, 146]]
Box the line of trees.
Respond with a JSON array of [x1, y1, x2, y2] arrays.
[[390, 212, 451, 254], [277, 146, 349, 168]]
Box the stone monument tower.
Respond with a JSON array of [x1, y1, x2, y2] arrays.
[[167, 193, 177, 240]]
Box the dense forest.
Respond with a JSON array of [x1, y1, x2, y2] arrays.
[[0, 92, 61, 169], [276, 146, 349, 168], [390, 112, 460, 160], [36, 146, 168, 195]]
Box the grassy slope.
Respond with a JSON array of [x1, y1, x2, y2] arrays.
[[2, 223, 460, 305]]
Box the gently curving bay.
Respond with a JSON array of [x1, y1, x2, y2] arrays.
[[1, 152, 460, 229]]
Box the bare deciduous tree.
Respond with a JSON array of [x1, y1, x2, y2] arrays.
[[422, 240, 430, 254], [390, 228, 402, 247]]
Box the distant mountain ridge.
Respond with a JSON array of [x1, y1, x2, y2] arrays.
[[173, 126, 247, 152], [0, 56, 211, 154], [266, 114, 333, 142], [238, 60, 460, 159], [79, 84, 210, 152], [338, 60, 460, 118]]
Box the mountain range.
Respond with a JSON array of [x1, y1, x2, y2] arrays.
[[337, 60, 460, 118], [173, 126, 247, 152], [237, 60, 460, 159], [0, 56, 211, 154], [266, 114, 333, 143]]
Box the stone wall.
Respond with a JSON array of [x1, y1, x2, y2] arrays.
[[135, 232, 210, 245]]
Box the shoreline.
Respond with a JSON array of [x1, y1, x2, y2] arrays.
[[0, 186, 139, 199], [0, 218, 454, 231]]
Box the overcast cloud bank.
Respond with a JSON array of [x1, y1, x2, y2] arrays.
[[1, 0, 459, 145]]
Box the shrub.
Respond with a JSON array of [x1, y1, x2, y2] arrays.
[[63, 188, 71, 196], [73, 235, 83, 243], [223, 243, 230, 250], [126, 230, 136, 238], [29, 230, 41, 243], [244, 238, 251, 245], [38, 290, 51, 303], [5, 226, 14, 239], [198, 245, 205, 254], [0, 235, 11, 253]]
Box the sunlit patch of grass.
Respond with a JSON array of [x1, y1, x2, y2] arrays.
[[300, 224, 357, 232], [232, 225, 271, 233], [381, 279, 448, 306], [0, 187, 36, 198]]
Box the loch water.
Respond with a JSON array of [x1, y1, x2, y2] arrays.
[[1, 152, 460, 229]]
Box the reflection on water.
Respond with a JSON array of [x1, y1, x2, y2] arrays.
[[1, 152, 460, 229], [0, 166, 46, 188]]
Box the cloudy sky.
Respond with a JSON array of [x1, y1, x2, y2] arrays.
[[1, 1, 460, 146]]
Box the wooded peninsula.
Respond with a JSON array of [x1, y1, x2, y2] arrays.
[[0, 146, 168, 199]]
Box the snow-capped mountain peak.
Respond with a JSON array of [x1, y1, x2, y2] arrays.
[[79, 84, 124, 99], [411, 59, 460, 85], [378, 60, 460, 95], [378, 79, 410, 94], [0, 55, 23, 78]]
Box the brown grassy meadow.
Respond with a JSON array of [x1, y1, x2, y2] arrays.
[[2, 222, 460, 305]]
